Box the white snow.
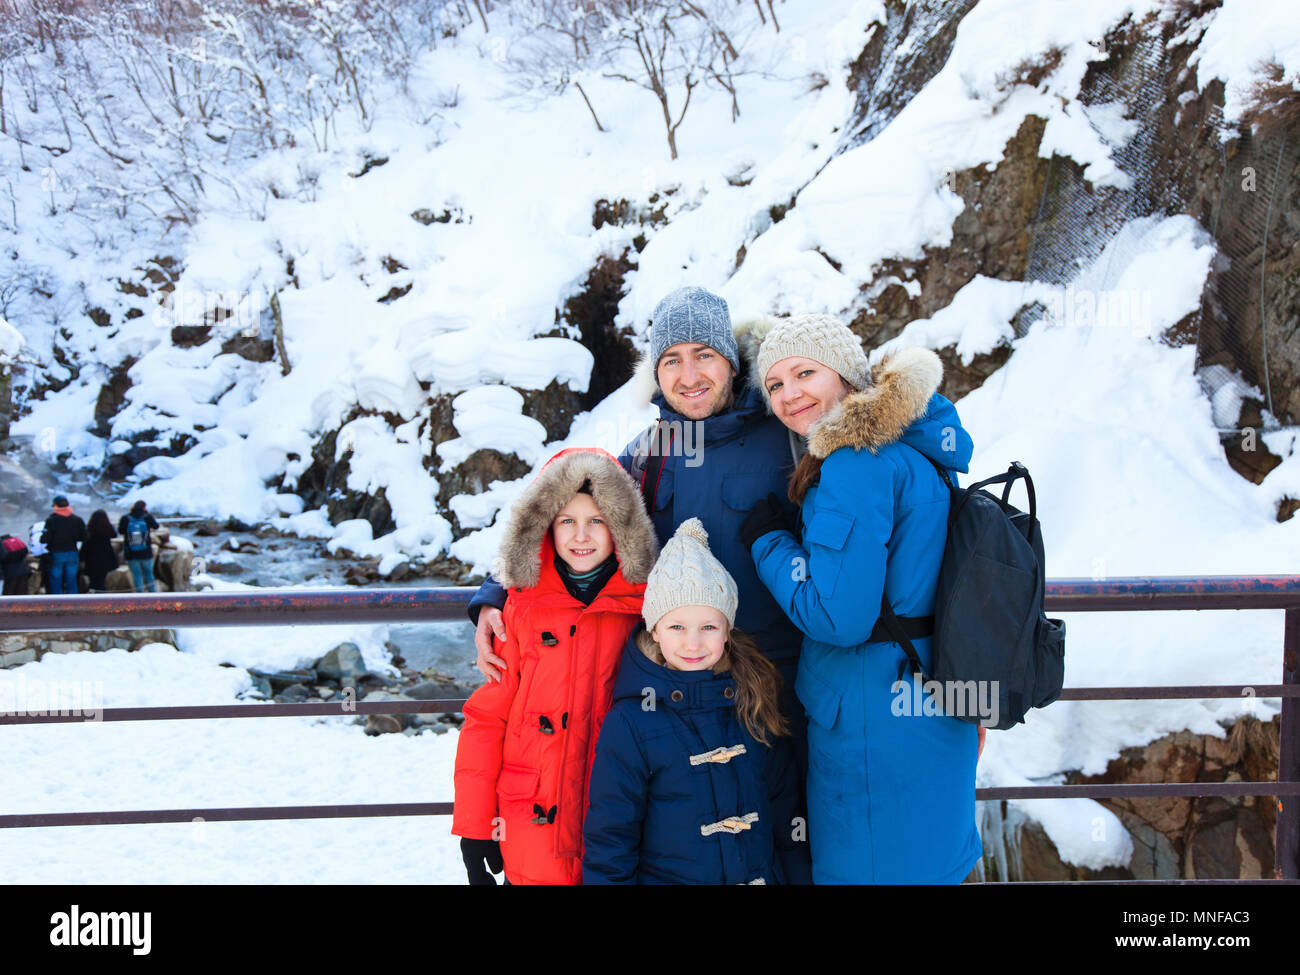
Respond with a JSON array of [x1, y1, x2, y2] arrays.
[[1190, 0, 1300, 126], [0, 643, 463, 884], [0, 318, 22, 362], [5, 0, 1299, 882]]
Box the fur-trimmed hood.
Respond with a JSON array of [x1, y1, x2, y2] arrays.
[[494, 447, 659, 590], [805, 347, 972, 472]]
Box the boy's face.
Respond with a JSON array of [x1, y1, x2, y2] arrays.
[[551, 492, 614, 574], [652, 606, 729, 671]]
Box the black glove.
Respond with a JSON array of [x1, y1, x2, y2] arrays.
[[740, 492, 792, 550], [461, 837, 504, 885]]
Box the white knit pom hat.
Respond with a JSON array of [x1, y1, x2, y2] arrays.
[[755, 313, 871, 405], [642, 518, 739, 633]]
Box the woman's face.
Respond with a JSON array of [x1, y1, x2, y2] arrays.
[[550, 492, 614, 573], [764, 356, 852, 436], [652, 606, 729, 671]]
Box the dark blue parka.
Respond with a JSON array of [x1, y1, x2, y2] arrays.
[[469, 378, 805, 673], [582, 630, 809, 885]]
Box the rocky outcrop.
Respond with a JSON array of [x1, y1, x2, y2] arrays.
[[105, 429, 201, 481], [847, 114, 1050, 400], [560, 250, 639, 410], [240, 641, 472, 737], [838, 2, 1300, 452], [845, 0, 980, 148], [293, 414, 397, 538], [980, 714, 1282, 881]]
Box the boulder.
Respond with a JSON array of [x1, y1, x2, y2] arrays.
[[315, 642, 369, 683], [276, 683, 311, 703], [249, 667, 318, 690], [105, 565, 135, 592], [156, 545, 193, 592]]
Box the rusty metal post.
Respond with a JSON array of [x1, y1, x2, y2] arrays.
[[1278, 607, 1300, 880]]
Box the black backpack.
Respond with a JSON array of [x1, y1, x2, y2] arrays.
[[878, 461, 1066, 731]]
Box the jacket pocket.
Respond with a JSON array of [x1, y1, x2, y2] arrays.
[[795, 665, 841, 732], [497, 764, 540, 803], [803, 507, 853, 600], [720, 472, 766, 512]]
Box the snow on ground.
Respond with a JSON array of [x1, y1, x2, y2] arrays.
[[0, 643, 464, 884]]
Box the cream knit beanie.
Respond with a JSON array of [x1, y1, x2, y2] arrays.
[[642, 518, 739, 633], [755, 313, 871, 405]]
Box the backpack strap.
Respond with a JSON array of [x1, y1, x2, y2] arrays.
[[876, 594, 933, 681], [637, 419, 673, 516], [950, 461, 1037, 544]]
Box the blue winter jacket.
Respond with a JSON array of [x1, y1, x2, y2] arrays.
[[582, 630, 810, 885], [469, 381, 805, 670], [750, 349, 984, 884]]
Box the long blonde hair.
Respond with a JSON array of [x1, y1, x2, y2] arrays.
[[640, 626, 789, 744]]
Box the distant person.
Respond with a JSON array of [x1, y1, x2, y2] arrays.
[[118, 500, 159, 593], [0, 533, 32, 595], [28, 521, 50, 593], [81, 509, 119, 592], [41, 495, 87, 595]]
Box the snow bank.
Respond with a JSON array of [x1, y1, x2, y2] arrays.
[[0, 643, 463, 884]]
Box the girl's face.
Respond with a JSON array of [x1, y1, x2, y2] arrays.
[[652, 606, 729, 671], [763, 356, 853, 436], [551, 492, 614, 573]]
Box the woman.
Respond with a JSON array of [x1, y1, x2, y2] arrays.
[[82, 509, 119, 592], [739, 313, 982, 885]]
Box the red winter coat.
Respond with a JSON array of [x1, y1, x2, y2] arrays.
[[452, 448, 659, 885]]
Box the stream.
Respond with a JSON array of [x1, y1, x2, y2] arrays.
[[1, 435, 482, 686]]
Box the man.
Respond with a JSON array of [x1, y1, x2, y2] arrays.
[[41, 495, 88, 595], [467, 286, 808, 767], [118, 500, 160, 593]]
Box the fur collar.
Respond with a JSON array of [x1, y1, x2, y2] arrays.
[[494, 448, 659, 590], [807, 347, 943, 459]]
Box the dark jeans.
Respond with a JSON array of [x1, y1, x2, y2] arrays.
[[49, 551, 79, 595]]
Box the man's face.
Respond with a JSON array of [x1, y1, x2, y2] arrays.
[[655, 343, 736, 419]]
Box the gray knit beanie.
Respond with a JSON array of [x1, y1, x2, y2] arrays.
[[642, 518, 739, 633], [649, 286, 740, 378], [755, 313, 871, 405]]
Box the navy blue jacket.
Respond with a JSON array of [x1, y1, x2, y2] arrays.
[[469, 381, 804, 668], [582, 632, 810, 885]]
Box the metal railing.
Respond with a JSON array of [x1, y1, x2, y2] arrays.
[[1, 576, 1297, 882]]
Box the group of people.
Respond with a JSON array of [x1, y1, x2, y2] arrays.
[[451, 286, 986, 885], [0, 497, 161, 596]]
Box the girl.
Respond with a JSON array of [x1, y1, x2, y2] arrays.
[[742, 313, 983, 885], [452, 447, 659, 885], [582, 519, 809, 885]]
